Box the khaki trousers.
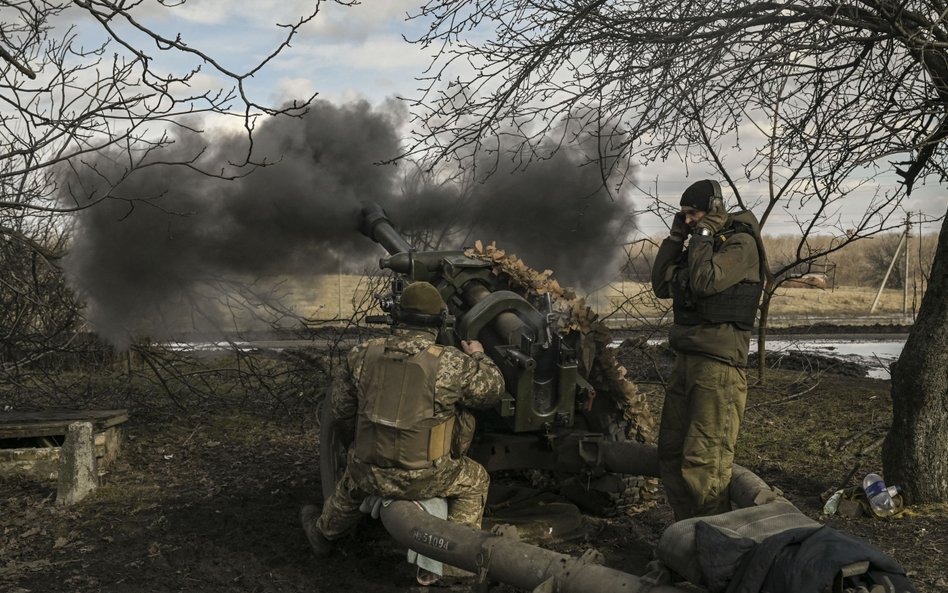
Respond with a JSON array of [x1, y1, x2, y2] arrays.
[[658, 351, 747, 520], [315, 455, 490, 540]]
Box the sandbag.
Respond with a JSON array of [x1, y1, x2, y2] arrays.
[[657, 499, 820, 586]]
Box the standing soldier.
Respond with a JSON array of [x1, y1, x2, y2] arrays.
[[301, 281, 505, 582], [650, 179, 766, 520]]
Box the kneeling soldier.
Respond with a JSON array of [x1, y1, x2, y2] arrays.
[[301, 281, 505, 576]]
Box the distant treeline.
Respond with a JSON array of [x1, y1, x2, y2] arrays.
[[623, 232, 938, 290]]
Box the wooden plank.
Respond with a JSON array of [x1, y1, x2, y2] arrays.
[[0, 409, 129, 439], [0, 409, 128, 423]]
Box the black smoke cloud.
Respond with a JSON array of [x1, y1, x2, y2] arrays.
[[63, 99, 635, 343], [452, 155, 632, 278]]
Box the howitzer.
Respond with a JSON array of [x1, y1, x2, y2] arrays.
[[314, 205, 921, 593], [321, 203, 641, 515], [359, 202, 593, 433]]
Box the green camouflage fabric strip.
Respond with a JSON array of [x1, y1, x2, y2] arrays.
[[463, 241, 659, 509], [464, 242, 658, 444]]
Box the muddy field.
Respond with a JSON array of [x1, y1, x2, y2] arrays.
[[1, 340, 946, 593]]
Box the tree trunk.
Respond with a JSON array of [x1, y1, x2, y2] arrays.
[[882, 209, 948, 504], [756, 289, 774, 385]]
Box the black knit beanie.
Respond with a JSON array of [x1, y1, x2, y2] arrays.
[[679, 180, 721, 212]]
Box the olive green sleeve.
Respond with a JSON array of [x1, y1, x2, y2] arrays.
[[651, 237, 686, 299], [687, 233, 759, 297]]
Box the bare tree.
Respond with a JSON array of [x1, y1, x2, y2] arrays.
[[0, 1, 354, 372], [404, 1, 948, 503]]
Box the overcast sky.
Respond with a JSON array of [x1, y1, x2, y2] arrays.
[[74, 1, 945, 239]]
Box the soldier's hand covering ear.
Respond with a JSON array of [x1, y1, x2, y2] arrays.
[[696, 195, 727, 235], [669, 212, 690, 243]]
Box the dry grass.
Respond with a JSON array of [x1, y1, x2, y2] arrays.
[[212, 231, 933, 329], [281, 273, 917, 325], [278, 273, 386, 321], [767, 285, 915, 316], [584, 281, 915, 316]]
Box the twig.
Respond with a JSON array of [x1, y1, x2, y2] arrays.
[[746, 378, 821, 410], [869, 352, 892, 379], [643, 348, 666, 386], [858, 435, 886, 457], [839, 423, 884, 450], [135, 347, 190, 416], [182, 425, 202, 446], [837, 434, 887, 489], [0, 46, 36, 78], [841, 460, 862, 488]]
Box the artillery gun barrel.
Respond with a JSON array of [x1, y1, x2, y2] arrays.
[[462, 282, 534, 344], [358, 202, 536, 346], [359, 202, 412, 255]]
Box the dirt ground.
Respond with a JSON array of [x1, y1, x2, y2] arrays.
[[1, 339, 946, 593]]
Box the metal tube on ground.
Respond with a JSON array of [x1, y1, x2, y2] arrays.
[[729, 463, 780, 508], [378, 500, 691, 593], [597, 440, 661, 478], [593, 441, 779, 510]]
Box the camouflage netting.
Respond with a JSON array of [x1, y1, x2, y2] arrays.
[[466, 241, 660, 513]]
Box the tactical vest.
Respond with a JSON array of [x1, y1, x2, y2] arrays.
[[672, 222, 763, 331], [353, 342, 456, 470]]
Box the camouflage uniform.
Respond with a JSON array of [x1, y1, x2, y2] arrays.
[[651, 210, 763, 520], [315, 326, 505, 539]]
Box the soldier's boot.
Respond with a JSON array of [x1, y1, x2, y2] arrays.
[[300, 505, 334, 557]]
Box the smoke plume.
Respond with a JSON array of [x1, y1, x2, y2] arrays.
[[63, 99, 635, 343]]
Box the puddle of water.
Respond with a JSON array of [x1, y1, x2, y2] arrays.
[[180, 336, 906, 379], [614, 337, 905, 379], [165, 340, 254, 352], [756, 338, 904, 379]]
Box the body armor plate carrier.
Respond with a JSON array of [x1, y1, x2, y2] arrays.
[[672, 221, 764, 331], [354, 343, 455, 470]]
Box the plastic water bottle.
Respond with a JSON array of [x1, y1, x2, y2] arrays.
[[822, 489, 844, 515], [863, 473, 897, 517]]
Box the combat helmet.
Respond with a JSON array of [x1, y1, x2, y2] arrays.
[[397, 281, 447, 327]]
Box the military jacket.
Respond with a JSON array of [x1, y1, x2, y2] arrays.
[[651, 210, 764, 366], [331, 326, 505, 470]]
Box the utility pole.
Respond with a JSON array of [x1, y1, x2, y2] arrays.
[[869, 218, 910, 315], [903, 212, 911, 315], [918, 211, 926, 297]]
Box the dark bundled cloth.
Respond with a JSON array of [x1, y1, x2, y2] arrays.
[[694, 523, 917, 593]]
